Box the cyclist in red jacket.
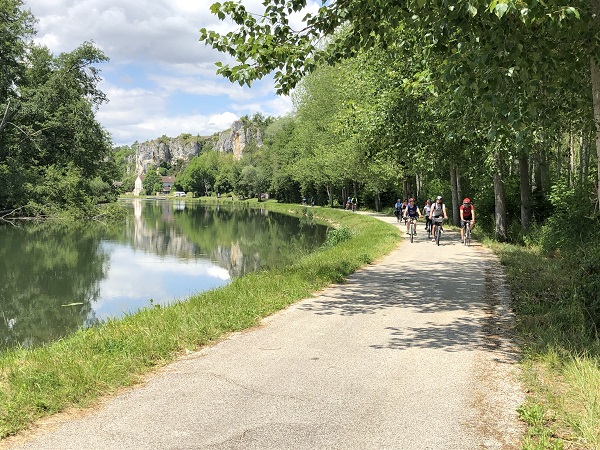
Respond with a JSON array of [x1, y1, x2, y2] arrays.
[[459, 198, 475, 243]]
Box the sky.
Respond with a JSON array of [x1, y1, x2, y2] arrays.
[[23, 0, 318, 146]]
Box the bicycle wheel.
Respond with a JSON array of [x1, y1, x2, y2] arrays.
[[410, 222, 414, 243], [465, 225, 470, 247], [427, 221, 431, 239], [435, 224, 440, 246]]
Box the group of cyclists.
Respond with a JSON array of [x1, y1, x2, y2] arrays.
[[394, 196, 475, 243]]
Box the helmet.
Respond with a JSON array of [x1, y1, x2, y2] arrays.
[[463, 198, 471, 204], [408, 198, 414, 202], [436, 196, 442, 200]]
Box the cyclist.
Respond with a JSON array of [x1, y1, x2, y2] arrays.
[[422, 198, 432, 235], [403, 198, 422, 234], [351, 196, 357, 212], [401, 199, 409, 225], [394, 198, 403, 222], [429, 196, 448, 242], [460, 198, 475, 243]]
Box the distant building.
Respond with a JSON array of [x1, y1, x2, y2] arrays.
[[133, 175, 176, 196], [161, 176, 175, 194]]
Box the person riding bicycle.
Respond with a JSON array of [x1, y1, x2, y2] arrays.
[[401, 200, 409, 224], [460, 198, 475, 243], [423, 199, 432, 234], [403, 198, 422, 235], [429, 196, 448, 242], [394, 198, 403, 221]]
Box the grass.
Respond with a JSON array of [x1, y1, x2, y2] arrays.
[[0, 201, 400, 439], [489, 239, 600, 450]]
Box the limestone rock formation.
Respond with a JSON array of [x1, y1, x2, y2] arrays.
[[135, 136, 202, 175], [214, 120, 263, 160], [134, 119, 263, 174]]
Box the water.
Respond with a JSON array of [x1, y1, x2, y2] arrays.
[[0, 200, 328, 350]]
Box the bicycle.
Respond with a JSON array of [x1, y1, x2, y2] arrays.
[[433, 218, 444, 246], [463, 220, 472, 246], [425, 218, 432, 240], [395, 209, 402, 223], [407, 217, 418, 243]]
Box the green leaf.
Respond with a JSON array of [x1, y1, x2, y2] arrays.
[[494, 2, 508, 18], [565, 7, 580, 19]]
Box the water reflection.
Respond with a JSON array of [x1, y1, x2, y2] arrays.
[[0, 200, 327, 350]]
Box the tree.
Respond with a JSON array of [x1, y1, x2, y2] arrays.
[[142, 167, 162, 196], [200, 0, 600, 209], [177, 151, 219, 196], [0, 0, 35, 131]]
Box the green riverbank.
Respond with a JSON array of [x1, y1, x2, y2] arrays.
[[489, 240, 600, 449], [0, 201, 400, 438]]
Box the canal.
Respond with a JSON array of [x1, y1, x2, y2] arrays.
[[0, 199, 328, 350]]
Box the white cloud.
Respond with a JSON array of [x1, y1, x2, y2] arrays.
[[24, 0, 303, 145]]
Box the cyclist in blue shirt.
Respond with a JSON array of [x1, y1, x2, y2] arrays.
[[394, 198, 403, 222], [403, 198, 422, 234]]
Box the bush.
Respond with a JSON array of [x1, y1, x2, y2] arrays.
[[322, 226, 352, 248], [535, 181, 596, 252], [573, 244, 600, 338]]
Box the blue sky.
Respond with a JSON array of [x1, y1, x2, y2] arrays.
[[23, 0, 319, 146]]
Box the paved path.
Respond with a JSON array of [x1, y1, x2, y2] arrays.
[[4, 213, 524, 449]]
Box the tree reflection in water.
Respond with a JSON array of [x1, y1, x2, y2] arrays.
[[0, 200, 328, 350]]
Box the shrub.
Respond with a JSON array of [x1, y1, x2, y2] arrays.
[[322, 226, 352, 248]]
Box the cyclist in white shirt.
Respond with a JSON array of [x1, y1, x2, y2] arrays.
[[429, 196, 448, 242]]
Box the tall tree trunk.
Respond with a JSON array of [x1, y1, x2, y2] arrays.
[[327, 183, 333, 208], [590, 54, 600, 206], [519, 153, 531, 229], [456, 169, 463, 206], [375, 192, 381, 212], [540, 146, 551, 194], [584, 130, 591, 181], [450, 165, 459, 226], [568, 129, 575, 187], [493, 155, 508, 242], [556, 142, 562, 180], [579, 132, 585, 187], [493, 173, 508, 241], [533, 144, 542, 193], [0, 100, 11, 136]]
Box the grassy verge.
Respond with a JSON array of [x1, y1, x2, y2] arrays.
[[0, 202, 400, 439], [488, 239, 600, 449]]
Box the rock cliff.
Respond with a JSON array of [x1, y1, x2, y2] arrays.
[[135, 136, 202, 175], [134, 119, 263, 175], [214, 120, 263, 160]]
